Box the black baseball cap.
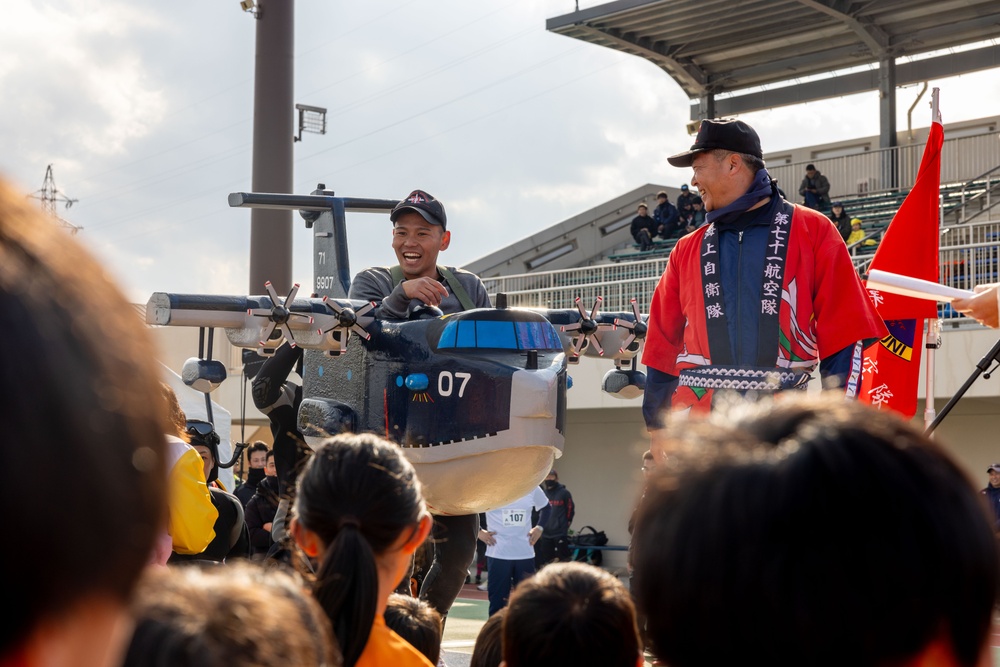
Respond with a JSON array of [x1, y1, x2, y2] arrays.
[[667, 118, 763, 168], [390, 189, 447, 231]]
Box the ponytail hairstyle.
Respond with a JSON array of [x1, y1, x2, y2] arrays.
[[292, 433, 426, 667]]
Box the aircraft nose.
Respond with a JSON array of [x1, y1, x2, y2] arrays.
[[510, 367, 558, 418]]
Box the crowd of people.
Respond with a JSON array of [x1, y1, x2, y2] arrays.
[[6, 110, 1000, 667]]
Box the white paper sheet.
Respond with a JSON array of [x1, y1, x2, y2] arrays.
[[866, 269, 973, 303]]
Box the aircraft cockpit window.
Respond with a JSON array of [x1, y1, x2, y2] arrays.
[[438, 319, 562, 350]]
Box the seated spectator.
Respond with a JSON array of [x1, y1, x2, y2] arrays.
[[675, 183, 697, 212], [652, 191, 680, 239], [677, 199, 695, 234], [0, 177, 169, 667], [502, 561, 642, 667], [123, 561, 340, 667], [828, 200, 851, 241], [383, 593, 443, 666], [629, 203, 656, 251], [846, 218, 876, 247], [469, 608, 505, 667], [632, 394, 998, 667], [290, 433, 434, 667], [798, 163, 831, 211], [689, 197, 706, 229]]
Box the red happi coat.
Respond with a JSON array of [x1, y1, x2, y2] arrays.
[[641, 203, 886, 413]]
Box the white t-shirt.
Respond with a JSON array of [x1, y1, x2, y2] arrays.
[[484, 487, 550, 561]]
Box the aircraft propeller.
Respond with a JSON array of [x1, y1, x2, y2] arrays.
[[318, 296, 375, 348], [614, 298, 648, 353], [247, 281, 314, 348], [561, 296, 616, 359]]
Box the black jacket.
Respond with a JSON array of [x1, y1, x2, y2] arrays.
[[245, 475, 280, 556], [540, 481, 575, 538], [235, 467, 266, 508]]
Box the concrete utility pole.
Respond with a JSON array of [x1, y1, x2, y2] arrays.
[[248, 0, 294, 295]]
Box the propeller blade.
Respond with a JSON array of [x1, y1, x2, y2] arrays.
[[322, 295, 344, 314], [589, 296, 603, 321], [630, 298, 641, 321], [614, 318, 633, 331], [575, 297, 587, 320], [572, 335, 586, 357], [561, 323, 582, 333], [590, 336, 605, 356], [285, 283, 300, 304], [248, 308, 271, 318], [264, 281, 280, 304], [619, 334, 636, 354], [279, 323, 296, 347], [289, 312, 314, 324], [355, 301, 376, 318], [258, 320, 277, 346], [351, 324, 371, 341]]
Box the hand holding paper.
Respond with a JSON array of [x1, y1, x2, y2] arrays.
[[951, 284, 1000, 328], [866, 269, 972, 303]]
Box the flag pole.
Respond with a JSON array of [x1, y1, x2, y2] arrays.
[[923, 88, 942, 432]]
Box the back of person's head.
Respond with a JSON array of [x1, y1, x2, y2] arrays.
[[123, 561, 340, 667], [633, 394, 999, 667], [502, 562, 641, 667], [161, 382, 189, 441], [384, 593, 443, 665], [292, 433, 427, 667], [470, 608, 505, 667], [0, 178, 169, 657]]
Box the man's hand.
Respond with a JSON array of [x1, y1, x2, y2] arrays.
[[401, 276, 450, 307], [528, 525, 543, 546], [952, 284, 1000, 328], [478, 529, 497, 546]]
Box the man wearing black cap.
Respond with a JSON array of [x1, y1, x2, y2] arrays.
[[982, 463, 1000, 533], [799, 163, 831, 211], [640, 118, 885, 440], [349, 188, 490, 319], [349, 188, 491, 622]]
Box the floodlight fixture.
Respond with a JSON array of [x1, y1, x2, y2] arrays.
[[295, 104, 327, 143], [240, 0, 260, 18]]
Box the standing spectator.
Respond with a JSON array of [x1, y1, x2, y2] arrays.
[[828, 201, 852, 241], [171, 420, 251, 564], [0, 177, 169, 667], [290, 433, 435, 667], [982, 463, 1000, 533], [798, 163, 831, 211], [479, 488, 551, 616], [235, 441, 270, 507], [246, 449, 281, 559], [653, 190, 680, 239], [630, 203, 657, 251], [156, 382, 218, 565], [535, 469, 575, 567]]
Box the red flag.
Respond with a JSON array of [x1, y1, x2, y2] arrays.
[[858, 118, 943, 417]]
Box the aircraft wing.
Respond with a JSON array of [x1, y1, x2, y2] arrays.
[[145, 291, 376, 355]]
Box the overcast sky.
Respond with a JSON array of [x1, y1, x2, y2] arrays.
[[3, 1, 998, 304]]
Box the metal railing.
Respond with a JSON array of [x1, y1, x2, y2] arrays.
[[485, 217, 1000, 321], [767, 131, 1000, 203]]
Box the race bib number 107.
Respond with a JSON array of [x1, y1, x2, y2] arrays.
[[502, 509, 527, 527]]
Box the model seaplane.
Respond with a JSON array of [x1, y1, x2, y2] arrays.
[[146, 187, 648, 514]]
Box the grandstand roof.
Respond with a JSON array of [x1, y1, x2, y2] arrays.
[[547, 0, 1000, 119]]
